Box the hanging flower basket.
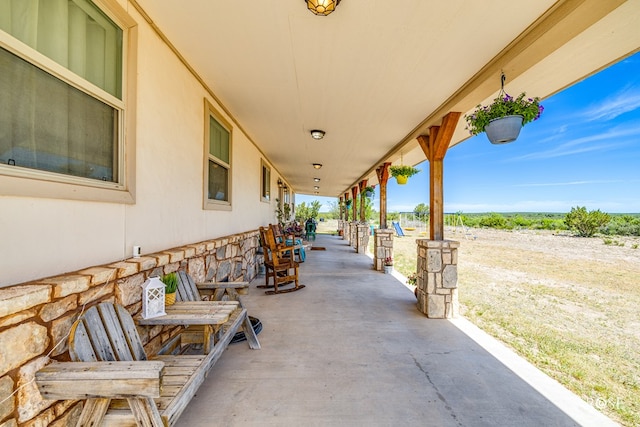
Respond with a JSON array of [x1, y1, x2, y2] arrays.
[[464, 74, 543, 144], [484, 115, 524, 144], [363, 186, 375, 198], [389, 165, 419, 185]]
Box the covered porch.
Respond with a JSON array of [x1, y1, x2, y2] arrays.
[[176, 234, 614, 426]]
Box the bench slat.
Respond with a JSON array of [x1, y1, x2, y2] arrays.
[[36, 361, 164, 399], [69, 321, 98, 362]]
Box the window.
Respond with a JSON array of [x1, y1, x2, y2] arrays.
[[261, 159, 270, 202], [1, 0, 122, 181], [204, 100, 232, 210], [0, 0, 135, 202]]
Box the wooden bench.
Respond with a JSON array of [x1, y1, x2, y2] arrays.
[[36, 302, 247, 426], [176, 271, 260, 349]]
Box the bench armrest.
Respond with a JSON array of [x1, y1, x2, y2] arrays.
[[36, 361, 164, 400]]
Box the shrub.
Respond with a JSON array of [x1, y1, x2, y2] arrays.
[[564, 206, 611, 237], [479, 213, 508, 229]]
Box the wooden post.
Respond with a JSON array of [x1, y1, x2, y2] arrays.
[[339, 196, 344, 221], [417, 112, 461, 240], [358, 180, 368, 222], [351, 186, 359, 222], [375, 162, 391, 229]]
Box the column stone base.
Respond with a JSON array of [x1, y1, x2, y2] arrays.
[[416, 239, 459, 318], [373, 229, 393, 271]]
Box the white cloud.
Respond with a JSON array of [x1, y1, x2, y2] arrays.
[[582, 86, 640, 122], [511, 123, 640, 161], [513, 179, 629, 187]]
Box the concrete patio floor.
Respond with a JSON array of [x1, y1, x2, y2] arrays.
[[175, 234, 617, 427]]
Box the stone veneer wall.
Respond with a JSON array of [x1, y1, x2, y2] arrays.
[[349, 221, 358, 248], [0, 230, 260, 427], [338, 220, 347, 240], [355, 224, 370, 254], [415, 239, 459, 318], [373, 229, 393, 271]]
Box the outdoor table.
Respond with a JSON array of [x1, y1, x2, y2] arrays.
[[138, 300, 239, 354]]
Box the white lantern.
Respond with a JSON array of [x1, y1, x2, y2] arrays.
[[141, 276, 166, 319]]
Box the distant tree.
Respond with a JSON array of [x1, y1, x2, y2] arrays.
[[294, 202, 310, 222], [413, 203, 429, 222], [309, 200, 322, 219], [564, 206, 611, 237], [295, 200, 322, 222], [327, 201, 340, 219]]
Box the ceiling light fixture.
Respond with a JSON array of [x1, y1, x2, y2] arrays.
[[305, 0, 341, 16], [310, 129, 325, 140], [312, 163, 323, 169], [314, 186, 319, 190], [314, 178, 321, 182]]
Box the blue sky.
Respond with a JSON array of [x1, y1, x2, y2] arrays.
[[298, 52, 640, 214]]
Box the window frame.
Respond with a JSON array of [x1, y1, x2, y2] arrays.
[[0, 0, 137, 203], [260, 159, 271, 202], [203, 99, 233, 211]]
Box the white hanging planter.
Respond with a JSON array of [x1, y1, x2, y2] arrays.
[[484, 115, 523, 144]]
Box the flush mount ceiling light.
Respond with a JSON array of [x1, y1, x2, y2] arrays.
[[310, 129, 325, 140], [305, 0, 341, 16], [312, 163, 323, 169], [314, 186, 320, 190], [314, 178, 321, 182]]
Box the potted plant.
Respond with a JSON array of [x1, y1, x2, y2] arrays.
[[383, 256, 393, 274], [406, 272, 417, 287], [464, 91, 543, 144], [363, 185, 375, 199], [161, 272, 178, 306], [389, 165, 420, 185], [345, 199, 352, 209]]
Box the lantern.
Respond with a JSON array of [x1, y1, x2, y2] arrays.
[[141, 276, 166, 319]]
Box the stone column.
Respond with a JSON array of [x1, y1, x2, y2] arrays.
[[350, 221, 359, 249], [416, 239, 459, 318], [356, 223, 369, 254], [373, 228, 393, 271]]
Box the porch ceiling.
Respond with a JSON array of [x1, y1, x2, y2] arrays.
[[133, 0, 640, 197]]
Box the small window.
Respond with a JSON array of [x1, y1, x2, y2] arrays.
[[204, 100, 232, 210], [261, 159, 270, 202]]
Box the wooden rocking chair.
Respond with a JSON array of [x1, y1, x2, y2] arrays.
[[258, 226, 305, 294]]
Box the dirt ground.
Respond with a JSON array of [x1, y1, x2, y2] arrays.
[[442, 227, 640, 426]]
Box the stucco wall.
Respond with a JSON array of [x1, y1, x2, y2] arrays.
[[0, 2, 278, 288]]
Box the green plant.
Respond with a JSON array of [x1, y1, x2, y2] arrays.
[[161, 272, 178, 294], [565, 206, 611, 237], [464, 92, 543, 135], [389, 165, 420, 178], [406, 272, 417, 286], [275, 198, 292, 226], [363, 186, 375, 197]]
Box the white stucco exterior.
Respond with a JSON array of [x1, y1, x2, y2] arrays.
[[0, 3, 279, 287]]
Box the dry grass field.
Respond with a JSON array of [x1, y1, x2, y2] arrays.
[[387, 226, 640, 426]]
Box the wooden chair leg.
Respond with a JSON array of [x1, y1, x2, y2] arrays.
[[242, 312, 261, 349], [77, 398, 111, 426], [127, 397, 164, 427]]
